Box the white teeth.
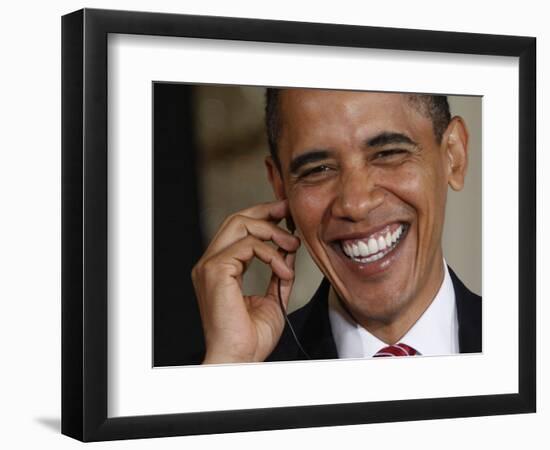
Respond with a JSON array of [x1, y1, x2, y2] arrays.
[[377, 236, 387, 251], [358, 240, 370, 257], [341, 224, 407, 263], [367, 237, 378, 254]]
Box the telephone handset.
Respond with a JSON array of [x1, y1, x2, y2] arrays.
[[277, 213, 310, 359]]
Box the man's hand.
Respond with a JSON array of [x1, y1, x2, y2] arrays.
[[191, 200, 301, 364]]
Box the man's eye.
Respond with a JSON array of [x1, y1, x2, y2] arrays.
[[300, 165, 332, 178], [373, 149, 408, 160]]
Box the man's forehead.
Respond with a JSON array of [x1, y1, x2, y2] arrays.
[[280, 88, 405, 105], [277, 89, 429, 134], [278, 89, 417, 120]]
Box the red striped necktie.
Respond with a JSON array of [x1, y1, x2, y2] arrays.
[[373, 343, 419, 357]]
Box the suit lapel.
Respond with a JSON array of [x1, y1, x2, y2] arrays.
[[299, 278, 338, 360], [448, 266, 482, 353]]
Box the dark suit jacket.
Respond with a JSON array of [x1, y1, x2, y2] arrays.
[[267, 267, 481, 361]]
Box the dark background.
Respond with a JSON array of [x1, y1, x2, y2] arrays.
[[153, 83, 206, 366]]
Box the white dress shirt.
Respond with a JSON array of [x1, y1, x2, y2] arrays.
[[328, 262, 459, 357]]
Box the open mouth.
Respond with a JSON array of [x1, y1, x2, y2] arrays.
[[339, 223, 409, 264]]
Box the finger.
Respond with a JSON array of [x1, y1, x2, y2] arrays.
[[209, 200, 290, 246], [209, 235, 294, 282], [204, 215, 300, 260], [266, 250, 297, 310], [237, 199, 290, 222]]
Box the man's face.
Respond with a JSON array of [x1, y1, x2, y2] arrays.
[[268, 89, 465, 326]]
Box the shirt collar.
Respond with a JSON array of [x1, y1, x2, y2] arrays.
[[328, 261, 458, 358]]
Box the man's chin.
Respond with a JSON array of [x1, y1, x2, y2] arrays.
[[326, 249, 415, 324], [341, 288, 407, 324]]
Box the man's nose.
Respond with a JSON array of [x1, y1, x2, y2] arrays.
[[331, 167, 385, 222]]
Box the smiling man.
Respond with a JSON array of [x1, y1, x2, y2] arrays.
[[192, 88, 481, 364]]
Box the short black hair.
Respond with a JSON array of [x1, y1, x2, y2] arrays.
[[265, 88, 451, 169]]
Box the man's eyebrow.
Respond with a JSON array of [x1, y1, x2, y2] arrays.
[[289, 150, 332, 175], [366, 132, 417, 147]]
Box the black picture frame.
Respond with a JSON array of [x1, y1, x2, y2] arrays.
[[61, 8, 536, 442]]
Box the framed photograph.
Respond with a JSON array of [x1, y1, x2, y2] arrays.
[[61, 8, 536, 441]]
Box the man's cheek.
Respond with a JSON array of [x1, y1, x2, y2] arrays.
[[293, 192, 327, 223], [386, 173, 424, 206]]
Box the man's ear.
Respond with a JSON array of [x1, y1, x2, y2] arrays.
[[265, 155, 286, 200], [443, 116, 469, 192]]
